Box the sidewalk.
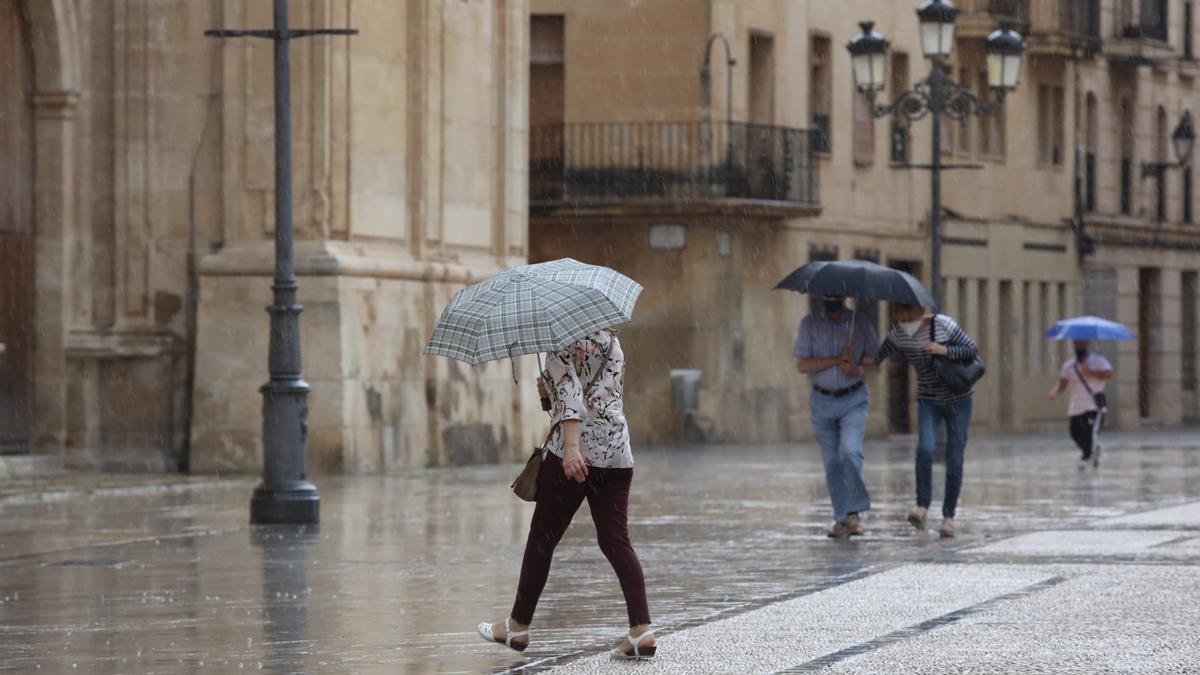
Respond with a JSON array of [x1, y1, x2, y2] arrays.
[[0, 432, 1198, 673]]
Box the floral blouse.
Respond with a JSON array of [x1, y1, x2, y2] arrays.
[[541, 329, 633, 469]]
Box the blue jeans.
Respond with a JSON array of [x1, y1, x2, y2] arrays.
[[916, 397, 974, 519], [810, 387, 871, 522]]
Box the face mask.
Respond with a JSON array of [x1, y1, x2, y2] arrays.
[[823, 298, 844, 314], [900, 319, 923, 337]]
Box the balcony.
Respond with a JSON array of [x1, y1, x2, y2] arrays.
[[529, 121, 820, 218], [1106, 0, 1172, 62], [957, 0, 1030, 39], [1028, 0, 1101, 55]]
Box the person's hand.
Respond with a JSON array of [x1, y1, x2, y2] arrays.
[[840, 344, 854, 361], [562, 448, 589, 483], [923, 341, 949, 356], [1048, 389, 1059, 401], [839, 358, 858, 376], [536, 376, 548, 398]]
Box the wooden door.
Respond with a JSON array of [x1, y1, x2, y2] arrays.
[[0, 0, 34, 454]]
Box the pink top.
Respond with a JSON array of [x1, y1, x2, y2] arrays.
[[1060, 353, 1113, 416]]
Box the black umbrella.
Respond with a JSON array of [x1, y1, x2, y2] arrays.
[[774, 259, 937, 308]]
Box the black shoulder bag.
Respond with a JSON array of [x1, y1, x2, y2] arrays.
[[1073, 361, 1108, 413], [928, 314, 986, 395]]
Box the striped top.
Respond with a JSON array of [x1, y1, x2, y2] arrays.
[[876, 314, 979, 403], [794, 309, 879, 391]]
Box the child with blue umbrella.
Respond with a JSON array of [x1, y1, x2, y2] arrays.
[[1046, 316, 1136, 469]]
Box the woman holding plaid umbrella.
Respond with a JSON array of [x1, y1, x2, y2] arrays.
[[424, 259, 655, 661]]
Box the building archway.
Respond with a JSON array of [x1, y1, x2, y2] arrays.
[[0, 0, 81, 455], [0, 0, 34, 453]]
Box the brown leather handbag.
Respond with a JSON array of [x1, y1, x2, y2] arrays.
[[511, 430, 553, 502]]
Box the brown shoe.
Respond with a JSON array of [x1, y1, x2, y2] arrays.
[[846, 513, 865, 536], [907, 507, 928, 530], [827, 521, 851, 539], [938, 518, 956, 538]]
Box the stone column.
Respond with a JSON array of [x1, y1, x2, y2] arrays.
[[31, 91, 80, 457]]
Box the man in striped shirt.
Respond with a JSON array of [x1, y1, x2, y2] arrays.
[[875, 305, 979, 538], [794, 295, 879, 539]]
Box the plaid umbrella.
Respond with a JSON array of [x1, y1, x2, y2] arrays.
[[423, 258, 643, 365]]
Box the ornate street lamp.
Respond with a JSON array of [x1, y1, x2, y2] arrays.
[[986, 23, 1026, 91], [847, 4, 1024, 307], [916, 0, 959, 59], [206, 1, 357, 525], [1172, 111, 1196, 167], [1142, 111, 1195, 177], [848, 22, 888, 93]]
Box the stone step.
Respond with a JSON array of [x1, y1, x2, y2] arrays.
[[0, 455, 64, 480]]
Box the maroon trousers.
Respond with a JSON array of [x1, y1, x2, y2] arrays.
[[511, 453, 651, 627]]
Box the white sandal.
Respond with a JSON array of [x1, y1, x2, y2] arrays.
[[611, 629, 656, 660], [476, 618, 529, 652]]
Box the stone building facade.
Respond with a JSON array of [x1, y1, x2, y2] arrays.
[[1, 0, 543, 472], [528, 0, 1200, 444]]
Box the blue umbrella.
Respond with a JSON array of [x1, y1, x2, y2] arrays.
[[1044, 316, 1136, 341]]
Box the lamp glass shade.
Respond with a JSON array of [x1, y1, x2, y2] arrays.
[[853, 52, 887, 92], [1172, 113, 1195, 164], [920, 19, 956, 57], [986, 51, 1022, 89]]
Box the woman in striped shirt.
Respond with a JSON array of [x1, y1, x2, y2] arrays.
[[876, 304, 979, 538]]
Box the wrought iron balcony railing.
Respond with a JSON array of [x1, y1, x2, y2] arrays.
[[1114, 0, 1168, 41], [530, 121, 820, 212], [958, 0, 1031, 25], [1041, 0, 1101, 43]]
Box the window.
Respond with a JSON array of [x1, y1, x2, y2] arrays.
[[1085, 93, 1098, 212], [940, 64, 953, 156], [1120, 98, 1134, 215], [977, 70, 992, 157], [1187, 1, 1195, 59], [853, 84, 874, 166], [1037, 84, 1065, 166], [958, 67, 972, 157], [1184, 271, 1198, 392], [1156, 106, 1168, 222], [1185, 167, 1194, 223], [810, 35, 832, 153], [890, 53, 910, 164], [749, 33, 775, 125]]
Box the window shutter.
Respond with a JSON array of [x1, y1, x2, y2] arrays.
[[853, 90, 874, 166]]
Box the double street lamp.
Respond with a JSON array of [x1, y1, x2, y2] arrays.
[[847, 0, 1025, 307]]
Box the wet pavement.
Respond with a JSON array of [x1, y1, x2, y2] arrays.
[[0, 432, 1198, 673]]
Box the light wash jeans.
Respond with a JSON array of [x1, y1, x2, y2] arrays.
[[916, 397, 974, 519], [810, 387, 871, 523]]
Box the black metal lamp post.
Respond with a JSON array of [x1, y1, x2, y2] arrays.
[[1140, 111, 1194, 223], [848, 1, 1025, 307], [206, 0, 357, 525], [700, 33, 736, 192], [1142, 111, 1195, 178]]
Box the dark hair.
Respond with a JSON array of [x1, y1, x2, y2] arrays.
[[893, 303, 923, 314]]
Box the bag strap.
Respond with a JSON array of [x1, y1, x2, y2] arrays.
[[1073, 360, 1097, 396], [929, 313, 938, 343]]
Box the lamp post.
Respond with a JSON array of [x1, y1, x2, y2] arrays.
[[700, 33, 736, 192], [847, 0, 1025, 307], [206, 1, 357, 525], [1140, 111, 1195, 222]]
